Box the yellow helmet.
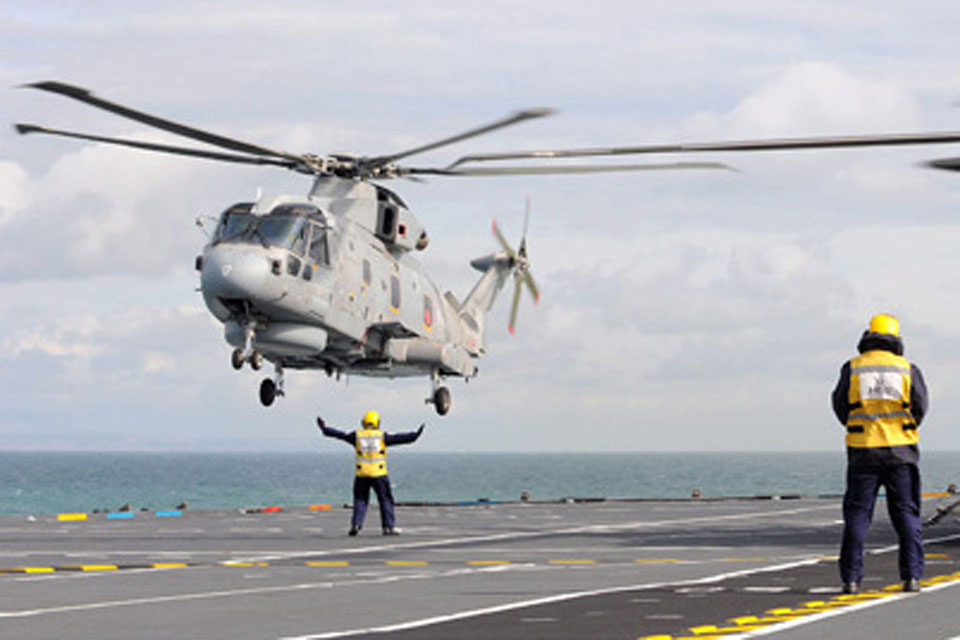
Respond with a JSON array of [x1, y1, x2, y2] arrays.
[[361, 410, 381, 429], [868, 313, 900, 337]]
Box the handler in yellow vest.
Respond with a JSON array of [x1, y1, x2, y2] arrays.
[[831, 313, 929, 594], [317, 410, 424, 536]]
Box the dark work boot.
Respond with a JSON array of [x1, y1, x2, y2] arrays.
[[348, 525, 360, 537], [902, 578, 921, 592], [842, 582, 860, 595]]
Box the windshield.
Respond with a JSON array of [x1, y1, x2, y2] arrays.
[[248, 215, 306, 250], [214, 203, 324, 255], [212, 203, 254, 244]]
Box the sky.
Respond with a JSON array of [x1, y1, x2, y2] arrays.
[[4, 1, 960, 452]]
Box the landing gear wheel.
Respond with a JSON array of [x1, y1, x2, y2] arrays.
[[433, 386, 452, 416], [259, 378, 277, 407], [249, 350, 264, 371], [231, 348, 245, 370]]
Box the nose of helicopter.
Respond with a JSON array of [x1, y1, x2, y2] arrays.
[[201, 244, 272, 301]]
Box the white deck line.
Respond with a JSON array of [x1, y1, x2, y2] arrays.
[[235, 502, 839, 563]]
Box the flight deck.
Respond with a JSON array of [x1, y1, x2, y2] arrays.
[[1, 496, 959, 639]]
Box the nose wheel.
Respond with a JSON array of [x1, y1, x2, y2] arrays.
[[232, 348, 264, 370], [231, 323, 264, 371]]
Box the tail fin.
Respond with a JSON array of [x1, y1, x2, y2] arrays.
[[458, 255, 512, 355]]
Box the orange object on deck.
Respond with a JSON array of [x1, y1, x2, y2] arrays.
[[309, 504, 333, 511]]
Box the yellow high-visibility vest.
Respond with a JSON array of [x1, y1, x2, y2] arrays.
[[355, 428, 387, 477], [845, 350, 919, 448]]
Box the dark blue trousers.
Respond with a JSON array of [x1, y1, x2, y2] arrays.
[[352, 476, 396, 531], [839, 461, 923, 583]]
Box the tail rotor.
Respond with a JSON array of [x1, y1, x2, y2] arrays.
[[492, 199, 540, 334]]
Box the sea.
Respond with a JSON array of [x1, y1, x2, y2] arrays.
[[1, 451, 958, 516]]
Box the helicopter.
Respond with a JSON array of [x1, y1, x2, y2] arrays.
[[15, 82, 960, 415]]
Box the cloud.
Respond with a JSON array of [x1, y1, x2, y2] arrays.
[[716, 62, 922, 135], [0, 161, 29, 226]]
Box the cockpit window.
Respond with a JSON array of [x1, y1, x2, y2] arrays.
[[214, 202, 328, 256], [308, 222, 329, 266], [290, 222, 309, 256], [212, 202, 254, 244], [253, 216, 306, 250]]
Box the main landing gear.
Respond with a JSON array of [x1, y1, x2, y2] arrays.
[[426, 370, 452, 416], [232, 349, 285, 407], [230, 322, 284, 407], [258, 364, 285, 407]]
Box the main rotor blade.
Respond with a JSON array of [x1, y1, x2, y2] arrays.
[[447, 131, 960, 167], [365, 108, 556, 168], [23, 81, 303, 162], [408, 161, 732, 176], [15, 123, 299, 169], [925, 157, 960, 172]]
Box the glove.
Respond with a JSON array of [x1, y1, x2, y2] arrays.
[[316, 416, 327, 433]]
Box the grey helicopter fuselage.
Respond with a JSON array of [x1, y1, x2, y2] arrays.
[[198, 176, 509, 414]]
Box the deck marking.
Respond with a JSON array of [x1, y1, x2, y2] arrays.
[[277, 532, 960, 640], [718, 570, 960, 638], [636, 558, 682, 564], [0, 581, 335, 618], [870, 531, 960, 555], [0, 564, 520, 619], [520, 617, 557, 623], [234, 503, 839, 565], [275, 557, 823, 639], [721, 557, 765, 562]]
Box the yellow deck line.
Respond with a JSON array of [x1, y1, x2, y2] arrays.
[[671, 570, 960, 640], [306, 561, 350, 567], [720, 557, 766, 562], [635, 558, 682, 564], [690, 623, 768, 634]]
